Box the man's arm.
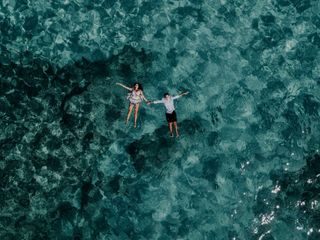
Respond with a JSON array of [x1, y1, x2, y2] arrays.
[[151, 99, 163, 104], [172, 91, 189, 100]]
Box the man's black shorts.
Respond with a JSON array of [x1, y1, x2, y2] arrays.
[[166, 111, 177, 123]]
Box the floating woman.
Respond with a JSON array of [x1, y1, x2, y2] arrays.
[[116, 82, 150, 128]]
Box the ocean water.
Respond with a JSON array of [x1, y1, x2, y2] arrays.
[[1, 0, 320, 239]]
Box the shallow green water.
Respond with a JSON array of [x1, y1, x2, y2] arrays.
[[1, 0, 320, 239]]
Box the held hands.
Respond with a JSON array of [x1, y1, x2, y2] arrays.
[[147, 100, 152, 105]]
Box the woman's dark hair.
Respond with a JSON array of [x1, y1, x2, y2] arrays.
[[133, 82, 143, 91], [163, 92, 169, 97]]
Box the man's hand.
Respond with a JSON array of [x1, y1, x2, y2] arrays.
[[147, 101, 152, 105], [181, 91, 189, 96]]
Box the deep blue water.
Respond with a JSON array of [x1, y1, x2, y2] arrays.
[[1, 0, 320, 239]]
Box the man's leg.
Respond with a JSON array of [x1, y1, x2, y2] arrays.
[[133, 103, 140, 128], [168, 122, 173, 137], [174, 121, 179, 137], [126, 104, 134, 124]]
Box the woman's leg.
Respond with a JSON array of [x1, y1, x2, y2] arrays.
[[174, 121, 179, 137], [134, 103, 140, 128], [126, 104, 134, 124]]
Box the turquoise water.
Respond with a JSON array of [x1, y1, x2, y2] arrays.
[[1, 0, 320, 239]]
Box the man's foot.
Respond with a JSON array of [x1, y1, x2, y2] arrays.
[[176, 134, 179, 138], [170, 133, 174, 137]]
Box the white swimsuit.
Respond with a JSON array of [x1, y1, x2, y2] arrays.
[[128, 90, 142, 104]]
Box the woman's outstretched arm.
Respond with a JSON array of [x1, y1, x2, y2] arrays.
[[116, 82, 132, 91], [140, 91, 150, 103]]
